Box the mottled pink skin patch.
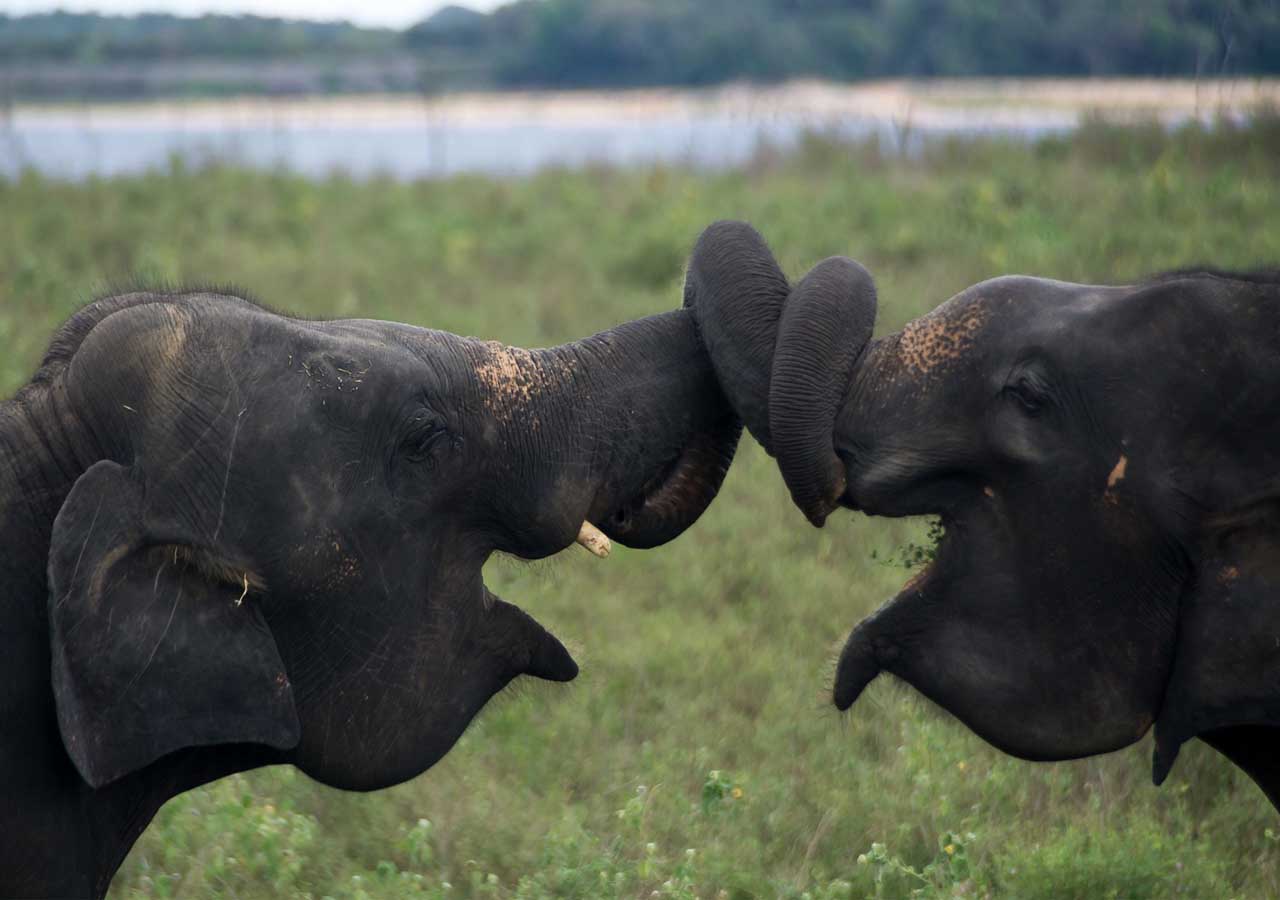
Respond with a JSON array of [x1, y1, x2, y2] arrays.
[[896, 303, 990, 377]]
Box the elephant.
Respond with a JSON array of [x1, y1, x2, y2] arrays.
[[0, 287, 740, 898], [685, 219, 1280, 810]]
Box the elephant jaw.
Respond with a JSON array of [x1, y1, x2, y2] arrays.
[[288, 588, 576, 794]]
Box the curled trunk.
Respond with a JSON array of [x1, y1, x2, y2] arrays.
[[683, 221, 878, 525], [769, 258, 877, 526], [535, 309, 743, 550], [682, 220, 791, 452]]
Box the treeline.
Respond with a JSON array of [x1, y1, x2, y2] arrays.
[[419, 0, 1280, 85], [0, 11, 396, 62], [1, 1, 1277, 98]]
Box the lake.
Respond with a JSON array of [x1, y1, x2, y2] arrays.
[[3, 79, 1274, 180]]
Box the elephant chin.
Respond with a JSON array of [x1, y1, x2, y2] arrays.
[[289, 592, 576, 793]]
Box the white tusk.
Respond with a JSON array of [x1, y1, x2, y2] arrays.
[[575, 521, 612, 558]]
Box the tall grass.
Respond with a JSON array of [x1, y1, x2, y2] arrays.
[[2, 117, 1279, 899]]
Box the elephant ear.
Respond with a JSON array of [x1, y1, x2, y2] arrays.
[[48, 460, 300, 789], [1153, 518, 1280, 800]]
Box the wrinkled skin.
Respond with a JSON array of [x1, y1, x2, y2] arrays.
[[688, 220, 1280, 811], [0, 289, 740, 897]]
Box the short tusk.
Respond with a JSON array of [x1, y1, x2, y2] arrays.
[[575, 521, 612, 558]]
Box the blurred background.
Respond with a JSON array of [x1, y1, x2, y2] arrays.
[[2, 2, 1279, 178], [3, 2, 1280, 898]]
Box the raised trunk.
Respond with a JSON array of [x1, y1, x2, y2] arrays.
[[682, 220, 791, 452], [491, 309, 741, 552], [681, 221, 878, 526], [572, 310, 741, 548], [769, 257, 877, 526]]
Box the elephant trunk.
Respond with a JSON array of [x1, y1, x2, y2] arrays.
[[682, 220, 791, 453], [769, 258, 877, 526], [684, 220, 878, 526], [539, 309, 742, 550]]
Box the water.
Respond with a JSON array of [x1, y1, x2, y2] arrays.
[[0, 105, 1076, 180], [1, 80, 1259, 180]]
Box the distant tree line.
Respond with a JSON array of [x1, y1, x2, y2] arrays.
[[1, 1, 1276, 99], [440, 0, 1279, 85], [0, 11, 396, 62]]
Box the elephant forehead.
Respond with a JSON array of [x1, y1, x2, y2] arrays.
[[897, 302, 990, 376], [894, 278, 1131, 379], [148, 303, 193, 371]]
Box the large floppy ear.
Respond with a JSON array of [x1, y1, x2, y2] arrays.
[[1154, 516, 1280, 797], [48, 460, 300, 789]]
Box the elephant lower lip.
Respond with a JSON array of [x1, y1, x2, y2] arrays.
[[517, 614, 579, 683], [834, 626, 881, 711], [486, 593, 580, 683], [833, 560, 938, 710], [524, 630, 578, 682]]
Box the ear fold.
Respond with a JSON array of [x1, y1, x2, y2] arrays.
[[49, 460, 300, 789], [1154, 524, 1280, 789]]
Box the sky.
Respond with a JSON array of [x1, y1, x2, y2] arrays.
[[0, 0, 506, 28]]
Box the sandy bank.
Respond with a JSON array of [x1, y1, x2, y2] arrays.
[[10, 78, 1278, 130]]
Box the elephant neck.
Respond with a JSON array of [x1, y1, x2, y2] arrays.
[[0, 381, 135, 899], [0, 379, 102, 773], [85, 746, 286, 898]]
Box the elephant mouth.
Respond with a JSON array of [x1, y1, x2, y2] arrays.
[[833, 520, 951, 711], [839, 443, 977, 520]]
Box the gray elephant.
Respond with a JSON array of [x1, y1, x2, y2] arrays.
[[0, 288, 740, 897], [686, 220, 1280, 810]]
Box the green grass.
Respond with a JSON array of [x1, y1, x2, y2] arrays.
[[3, 116, 1279, 899]]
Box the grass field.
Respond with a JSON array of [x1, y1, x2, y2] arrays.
[[3, 115, 1280, 898]]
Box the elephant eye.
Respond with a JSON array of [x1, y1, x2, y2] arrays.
[[401, 415, 452, 467], [1003, 377, 1046, 415]]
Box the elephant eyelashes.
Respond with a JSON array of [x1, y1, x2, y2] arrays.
[[1002, 377, 1048, 416], [402, 417, 454, 467]]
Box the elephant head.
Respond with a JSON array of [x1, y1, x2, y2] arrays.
[[689, 220, 1280, 805], [39, 288, 739, 792]]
